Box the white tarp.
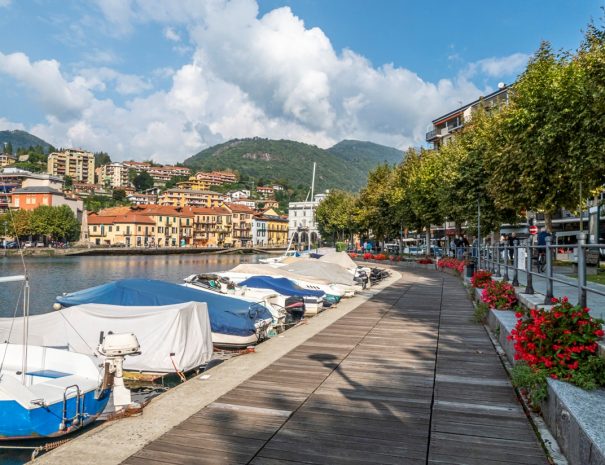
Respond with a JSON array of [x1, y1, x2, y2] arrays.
[[280, 260, 356, 286], [229, 264, 334, 285], [0, 302, 213, 374], [319, 251, 357, 270]]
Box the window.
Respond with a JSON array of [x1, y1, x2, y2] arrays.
[[116, 226, 120, 232], [93, 226, 97, 232], [172, 227, 177, 233], [109, 226, 112, 232], [138, 226, 141, 232]]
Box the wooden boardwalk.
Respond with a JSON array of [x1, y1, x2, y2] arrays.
[[122, 270, 549, 465]]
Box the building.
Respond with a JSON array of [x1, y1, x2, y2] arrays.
[[98, 163, 130, 188], [0, 154, 16, 167], [176, 178, 211, 191], [71, 183, 111, 198], [231, 198, 256, 209], [225, 203, 254, 247], [251, 215, 268, 246], [256, 186, 274, 198], [0, 169, 69, 212], [191, 206, 232, 247], [47, 149, 95, 184], [426, 85, 509, 149], [127, 193, 158, 205], [263, 209, 289, 246], [272, 185, 284, 191], [89, 204, 194, 247], [229, 190, 251, 200], [158, 189, 223, 208], [122, 162, 191, 186], [288, 194, 324, 247], [195, 170, 237, 185]]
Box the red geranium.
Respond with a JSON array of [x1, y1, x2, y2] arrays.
[[417, 258, 433, 265], [481, 280, 517, 309], [471, 270, 493, 288], [437, 257, 464, 273], [510, 297, 605, 382]]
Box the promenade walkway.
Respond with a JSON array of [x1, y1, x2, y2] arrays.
[[121, 269, 548, 465]]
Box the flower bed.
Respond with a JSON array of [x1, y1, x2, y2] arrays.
[[510, 297, 605, 386], [348, 252, 358, 259], [470, 270, 492, 288], [481, 280, 517, 309], [363, 252, 372, 260], [437, 257, 464, 273], [417, 258, 433, 265], [373, 254, 387, 261]]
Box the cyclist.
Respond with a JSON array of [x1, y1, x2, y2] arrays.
[[536, 227, 550, 273]]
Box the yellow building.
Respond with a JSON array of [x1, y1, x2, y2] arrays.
[[88, 213, 156, 247], [176, 178, 211, 191], [191, 206, 232, 247], [0, 154, 16, 167], [263, 208, 289, 246], [225, 203, 254, 247], [159, 189, 222, 208], [47, 149, 95, 184]]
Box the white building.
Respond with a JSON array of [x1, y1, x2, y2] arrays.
[[98, 163, 130, 188], [252, 215, 268, 246], [287, 193, 324, 246], [229, 190, 251, 200]]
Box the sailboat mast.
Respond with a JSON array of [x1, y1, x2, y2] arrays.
[[309, 163, 316, 252], [21, 277, 29, 384]]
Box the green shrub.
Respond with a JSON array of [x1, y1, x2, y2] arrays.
[[473, 302, 489, 324], [511, 363, 548, 410]]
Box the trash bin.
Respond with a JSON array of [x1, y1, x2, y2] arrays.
[[465, 260, 475, 278]]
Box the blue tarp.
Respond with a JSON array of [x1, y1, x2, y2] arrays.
[[56, 279, 272, 337], [239, 276, 325, 298]]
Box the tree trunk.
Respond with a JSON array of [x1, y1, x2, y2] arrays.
[[544, 211, 554, 233], [425, 227, 431, 257]]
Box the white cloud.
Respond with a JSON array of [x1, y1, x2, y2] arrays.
[[466, 52, 530, 79], [0, 0, 11, 7], [0, 118, 24, 131], [164, 27, 181, 42], [2, 1, 513, 165]]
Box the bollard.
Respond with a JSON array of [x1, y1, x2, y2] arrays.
[[525, 239, 534, 295], [494, 244, 501, 277], [544, 236, 554, 304], [502, 244, 510, 282], [577, 233, 587, 308], [512, 246, 519, 287]]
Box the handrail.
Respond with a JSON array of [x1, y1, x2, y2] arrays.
[[467, 235, 604, 307]]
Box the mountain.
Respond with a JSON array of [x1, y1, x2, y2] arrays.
[[184, 138, 403, 192], [0, 130, 53, 153]]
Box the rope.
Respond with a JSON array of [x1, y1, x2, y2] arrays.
[[56, 310, 98, 356], [169, 354, 186, 383], [0, 284, 24, 374]]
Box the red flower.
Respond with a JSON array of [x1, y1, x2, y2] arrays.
[[595, 329, 604, 338]]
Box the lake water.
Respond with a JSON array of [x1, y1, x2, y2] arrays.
[[0, 252, 266, 465], [0, 253, 266, 317]]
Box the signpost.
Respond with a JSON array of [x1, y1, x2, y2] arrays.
[[529, 225, 538, 235]]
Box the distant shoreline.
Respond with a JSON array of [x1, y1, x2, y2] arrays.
[[1, 246, 287, 257]]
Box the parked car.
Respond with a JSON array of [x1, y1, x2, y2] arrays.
[[23, 241, 33, 248], [35, 242, 45, 247], [404, 246, 423, 255], [1, 241, 17, 249]]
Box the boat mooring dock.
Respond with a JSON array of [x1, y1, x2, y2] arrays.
[[33, 268, 549, 465]]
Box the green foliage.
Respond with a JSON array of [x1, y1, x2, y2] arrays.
[[9, 162, 45, 173], [472, 302, 489, 324], [64, 175, 73, 190], [94, 152, 111, 166], [133, 171, 154, 191], [357, 164, 400, 240], [164, 176, 189, 189], [0, 206, 79, 241], [184, 138, 401, 193], [84, 195, 128, 213], [335, 242, 347, 252], [0, 210, 33, 237], [568, 356, 605, 390], [315, 190, 358, 241], [511, 363, 548, 410], [112, 189, 127, 201]]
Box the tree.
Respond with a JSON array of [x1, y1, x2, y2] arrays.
[[165, 176, 188, 189], [4, 142, 13, 154], [112, 189, 126, 201], [133, 171, 154, 191], [0, 210, 32, 239], [29, 205, 80, 241], [64, 175, 73, 190], [94, 152, 111, 166], [315, 190, 358, 242]]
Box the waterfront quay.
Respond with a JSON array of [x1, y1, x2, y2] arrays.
[[33, 266, 548, 465]]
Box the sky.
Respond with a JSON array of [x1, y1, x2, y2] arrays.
[[0, 0, 602, 163]]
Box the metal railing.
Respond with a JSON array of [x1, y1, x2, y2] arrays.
[[474, 234, 604, 307]]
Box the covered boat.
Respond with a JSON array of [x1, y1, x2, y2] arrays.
[[56, 279, 273, 349], [239, 276, 325, 316], [278, 260, 360, 296], [0, 302, 213, 374]]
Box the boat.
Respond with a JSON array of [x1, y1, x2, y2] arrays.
[[183, 274, 287, 330], [218, 263, 346, 303], [56, 279, 274, 349], [0, 275, 121, 439], [276, 259, 361, 297], [238, 275, 325, 317], [0, 301, 213, 375]]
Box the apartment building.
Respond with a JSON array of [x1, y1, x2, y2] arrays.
[[252, 215, 268, 246], [127, 193, 158, 205], [122, 161, 191, 186], [191, 206, 233, 247], [288, 194, 324, 246], [98, 162, 130, 188], [194, 170, 237, 186], [225, 203, 254, 247], [0, 154, 16, 167], [11, 174, 83, 219], [264, 209, 289, 246], [426, 84, 509, 149], [256, 186, 274, 198], [47, 149, 95, 184], [175, 178, 211, 191], [158, 189, 223, 208]]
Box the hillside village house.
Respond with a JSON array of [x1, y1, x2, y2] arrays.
[[195, 170, 237, 186], [127, 193, 158, 205], [176, 178, 211, 191], [256, 186, 274, 197], [191, 206, 233, 247], [0, 154, 16, 167], [252, 215, 268, 246], [159, 189, 223, 208]]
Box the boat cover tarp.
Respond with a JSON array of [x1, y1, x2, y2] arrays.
[[0, 302, 213, 373], [56, 279, 272, 337], [239, 276, 324, 298], [319, 251, 358, 270], [281, 260, 356, 286], [228, 264, 334, 285]]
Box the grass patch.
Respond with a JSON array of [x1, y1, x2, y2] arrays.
[[473, 302, 489, 324], [569, 273, 605, 285]]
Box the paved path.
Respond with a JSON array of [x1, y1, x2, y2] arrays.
[[122, 269, 549, 465]]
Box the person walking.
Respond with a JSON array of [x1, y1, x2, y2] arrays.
[[507, 232, 520, 263]]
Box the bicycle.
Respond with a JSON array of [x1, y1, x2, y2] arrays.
[[536, 248, 546, 273]]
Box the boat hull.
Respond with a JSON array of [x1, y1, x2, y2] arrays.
[[0, 388, 110, 440]]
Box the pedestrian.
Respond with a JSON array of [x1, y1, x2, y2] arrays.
[[507, 232, 519, 262]]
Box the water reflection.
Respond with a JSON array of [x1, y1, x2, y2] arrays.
[[0, 253, 265, 317]]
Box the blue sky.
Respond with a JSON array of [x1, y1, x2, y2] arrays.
[[0, 0, 602, 162]]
